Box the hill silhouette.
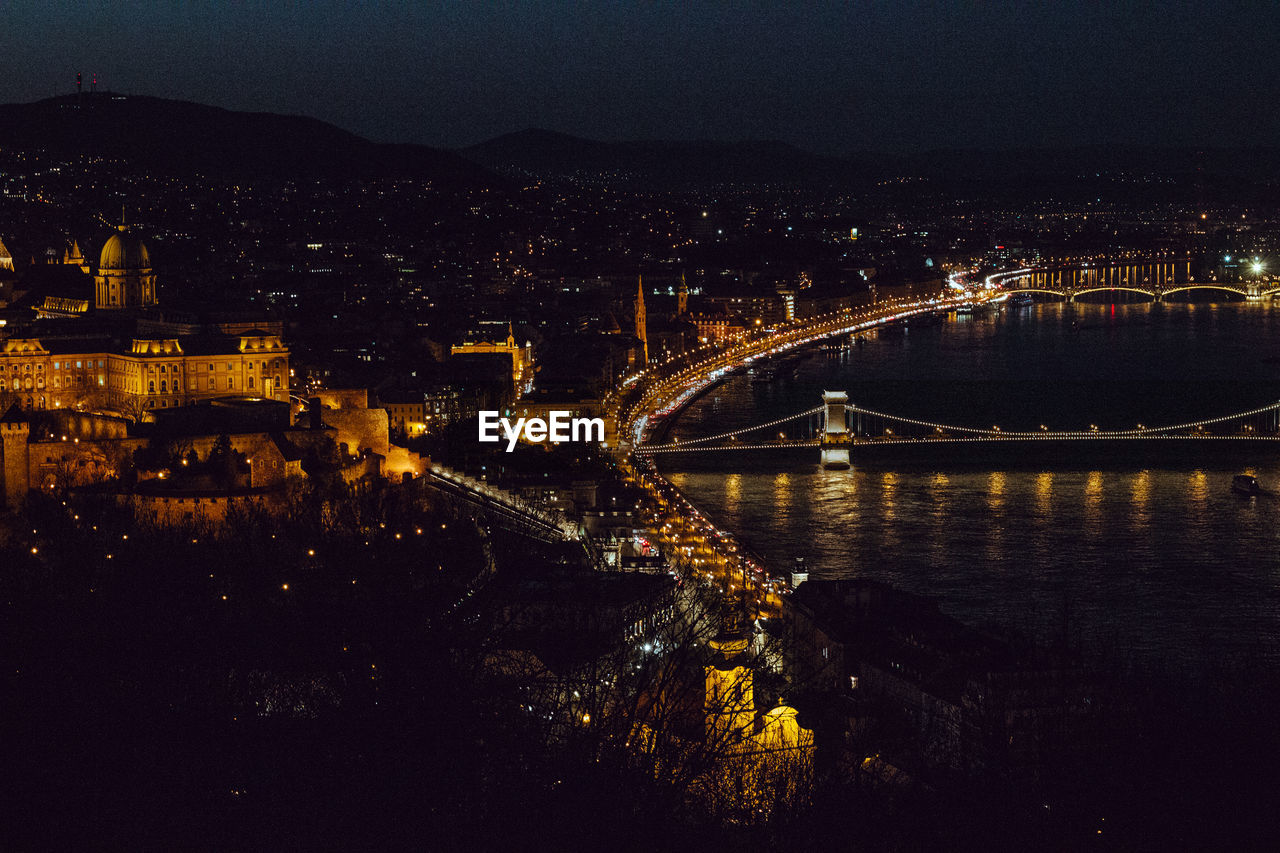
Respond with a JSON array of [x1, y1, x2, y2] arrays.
[[463, 128, 1280, 200], [462, 128, 875, 188], [0, 93, 500, 188], [3, 95, 1278, 201]]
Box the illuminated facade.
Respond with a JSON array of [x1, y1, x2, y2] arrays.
[[705, 618, 814, 755], [696, 613, 815, 819], [0, 223, 290, 416], [95, 225, 157, 310], [63, 239, 90, 274], [688, 307, 748, 343], [450, 324, 533, 398], [0, 334, 289, 413]]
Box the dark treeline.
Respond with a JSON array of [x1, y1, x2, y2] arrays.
[[6, 476, 1280, 849]]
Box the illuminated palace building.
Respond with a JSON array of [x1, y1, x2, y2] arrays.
[[0, 222, 288, 415]]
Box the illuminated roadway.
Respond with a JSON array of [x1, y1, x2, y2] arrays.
[[608, 263, 1280, 603], [610, 288, 981, 450]]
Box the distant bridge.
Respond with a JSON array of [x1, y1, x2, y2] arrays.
[[635, 392, 1280, 468], [991, 258, 1280, 302]]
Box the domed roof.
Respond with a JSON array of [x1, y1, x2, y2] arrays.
[[99, 226, 151, 271]]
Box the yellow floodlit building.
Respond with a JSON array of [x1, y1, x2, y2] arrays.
[[0, 222, 289, 417], [450, 323, 533, 398]]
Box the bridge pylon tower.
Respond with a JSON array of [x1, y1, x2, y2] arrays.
[[820, 390, 851, 470]]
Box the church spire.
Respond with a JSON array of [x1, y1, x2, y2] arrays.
[[677, 271, 688, 315], [634, 276, 648, 365]]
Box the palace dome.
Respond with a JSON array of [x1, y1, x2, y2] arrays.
[[99, 226, 151, 271]]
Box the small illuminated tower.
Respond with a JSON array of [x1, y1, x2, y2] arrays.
[[705, 608, 755, 744], [634, 276, 649, 365], [677, 272, 688, 316], [63, 239, 89, 274], [95, 218, 157, 310]]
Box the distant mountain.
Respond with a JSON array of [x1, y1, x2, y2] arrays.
[[0, 94, 500, 188], [5, 95, 1277, 200], [462, 128, 877, 188], [464, 128, 1280, 199]]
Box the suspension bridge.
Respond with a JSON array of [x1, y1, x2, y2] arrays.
[[635, 392, 1280, 469]]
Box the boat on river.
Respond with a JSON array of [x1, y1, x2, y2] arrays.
[[1232, 474, 1262, 496], [751, 366, 778, 384]]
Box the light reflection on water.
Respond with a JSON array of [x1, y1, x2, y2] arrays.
[[663, 303, 1280, 673]]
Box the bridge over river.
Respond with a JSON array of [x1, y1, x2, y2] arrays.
[[636, 392, 1280, 469], [991, 257, 1280, 302]]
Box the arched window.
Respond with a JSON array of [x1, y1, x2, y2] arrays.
[[148, 380, 156, 394], [160, 380, 167, 393], [247, 377, 254, 389]]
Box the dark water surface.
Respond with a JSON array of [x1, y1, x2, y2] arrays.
[[663, 302, 1280, 674]]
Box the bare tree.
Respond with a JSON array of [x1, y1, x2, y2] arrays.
[[464, 578, 817, 826]]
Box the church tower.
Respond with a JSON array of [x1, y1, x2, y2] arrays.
[[95, 220, 157, 311], [634, 276, 649, 365], [677, 272, 688, 316], [705, 609, 756, 744], [63, 239, 90, 274]]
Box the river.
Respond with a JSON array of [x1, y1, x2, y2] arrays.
[[662, 300, 1280, 676]]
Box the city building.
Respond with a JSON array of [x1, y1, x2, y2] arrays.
[[0, 225, 290, 416], [705, 612, 815, 757], [450, 323, 533, 399], [785, 578, 1096, 784]]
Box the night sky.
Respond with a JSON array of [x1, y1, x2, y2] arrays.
[[3, 1, 1278, 154]]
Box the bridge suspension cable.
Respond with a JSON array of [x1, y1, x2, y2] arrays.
[[1129, 400, 1280, 435], [846, 400, 1280, 439], [639, 405, 825, 451], [633, 389, 1280, 457], [846, 405, 1009, 436], [639, 440, 822, 455]]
